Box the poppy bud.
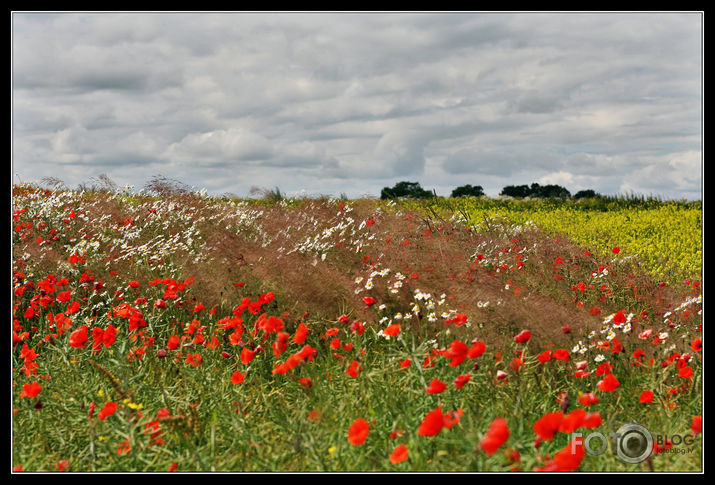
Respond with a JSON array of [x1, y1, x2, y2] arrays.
[[157, 349, 167, 358]]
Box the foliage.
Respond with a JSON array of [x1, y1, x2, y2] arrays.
[[380, 181, 433, 200], [451, 184, 485, 198]]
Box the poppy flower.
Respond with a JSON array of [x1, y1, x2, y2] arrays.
[[417, 406, 444, 437], [597, 373, 620, 392], [691, 415, 702, 434], [514, 330, 531, 343], [538, 350, 552, 364], [577, 393, 599, 407], [362, 296, 376, 307], [442, 340, 468, 367], [231, 370, 245, 385], [678, 366, 694, 379], [98, 402, 118, 420], [293, 323, 310, 344], [425, 378, 447, 394], [346, 360, 361, 378], [454, 374, 471, 389], [533, 411, 563, 441], [350, 320, 365, 335], [19, 381, 41, 398], [299, 377, 312, 389], [382, 324, 401, 337], [389, 444, 408, 464], [553, 349, 570, 362], [550, 439, 585, 471], [480, 417, 510, 456], [117, 438, 131, 456], [558, 409, 586, 433], [348, 418, 369, 445], [691, 338, 702, 352], [639, 390, 654, 403], [584, 412, 602, 429], [467, 341, 486, 358], [241, 347, 258, 365], [68, 325, 88, 348], [167, 335, 180, 350]]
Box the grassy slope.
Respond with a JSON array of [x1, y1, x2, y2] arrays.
[[12, 187, 702, 472]]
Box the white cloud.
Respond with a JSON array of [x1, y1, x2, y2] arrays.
[[12, 12, 702, 199]]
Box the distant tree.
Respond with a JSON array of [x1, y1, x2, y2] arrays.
[[530, 183, 571, 198], [380, 181, 432, 199], [451, 184, 484, 198], [500, 184, 531, 198], [573, 189, 598, 199]]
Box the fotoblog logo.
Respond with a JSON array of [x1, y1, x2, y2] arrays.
[[572, 421, 654, 464]]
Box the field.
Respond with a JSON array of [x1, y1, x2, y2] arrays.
[[11, 182, 703, 472]]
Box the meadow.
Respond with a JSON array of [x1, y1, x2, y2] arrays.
[[11, 180, 702, 472]]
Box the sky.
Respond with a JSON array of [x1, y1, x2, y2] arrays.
[[11, 12, 703, 199]]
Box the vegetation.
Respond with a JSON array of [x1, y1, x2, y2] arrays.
[[12, 179, 701, 472], [380, 181, 433, 200], [451, 184, 485, 198]]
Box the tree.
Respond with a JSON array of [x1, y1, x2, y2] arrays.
[[500, 183, 571, 198], [451, 184, 484, 198], [530, 183, 571, 199], [380, 181, 433, 200], [573, 189, 598, 199], [500, 184, 531, 198]]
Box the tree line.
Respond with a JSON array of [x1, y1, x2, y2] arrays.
[[380, 181, 598, 200]]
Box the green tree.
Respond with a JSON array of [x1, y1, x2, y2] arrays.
[[451, 184, 485, 198], [380, 181, 433, 199], [573, 189, 598, 199], [500, 184, 531, 198]]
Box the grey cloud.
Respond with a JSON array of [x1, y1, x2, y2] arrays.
[[11, 12, 702, 199]]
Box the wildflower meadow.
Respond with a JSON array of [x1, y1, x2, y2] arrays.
[[12, 180, 702, 472]]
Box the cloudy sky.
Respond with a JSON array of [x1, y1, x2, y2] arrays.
[[12, 12, 702, 199]]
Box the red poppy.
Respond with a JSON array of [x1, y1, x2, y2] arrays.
[[382, 324, 401, 337], [577, 393, 599, 407], [597, 373, 620, 392], [425, 378, 447, 394], [553, 349, 570, 362], [468, 340, 486, 358], [231, 370, 245, 385], [346, 360, 361, 378], [454, 374, 471, 389], [612, 310, 627, 326], [584, 412, 602, 429], [514, 330, 531, 343], [533, 411, 563, 441], [241, 347, 258, 365], [678, 366, 694, 379], [98, 402, 118, 420], [18, 381, 41, 398], [389, 444, 408, 464], [639, 390, 654, 403], [117, 438, 131, 456], [442, 340, 468, 367], [550, 439, 585, 471], [417, 406, 444, 437], [293, 322, 310, 344], [362, 296, 376, 307], [299, 377, 312, 389], [167, 335, 180, 350], [691, 415, 702, 434], [68, 325, 88, 348], [480, 417, 510, 456], [538, 350, 553, 364], [348, 418, 369, 445], [558, 409, 586, 433]]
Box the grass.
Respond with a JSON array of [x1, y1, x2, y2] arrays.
[[12, 182, 702, 472]]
